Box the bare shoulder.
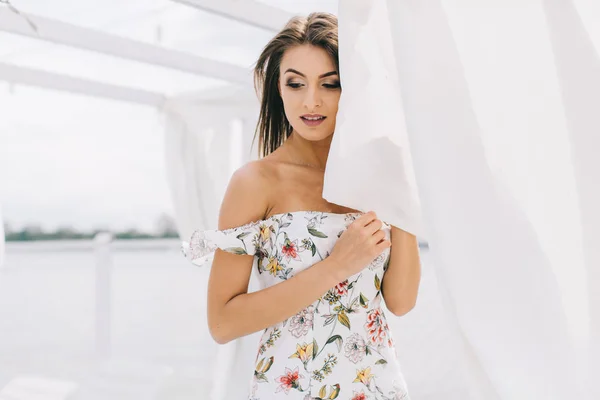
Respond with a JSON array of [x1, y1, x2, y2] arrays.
[[217, 159, 278, 230]]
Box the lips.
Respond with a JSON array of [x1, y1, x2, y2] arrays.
[[300, 114, 326, 127]]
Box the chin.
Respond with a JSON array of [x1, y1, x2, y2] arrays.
[[300, 132, 333, 141], [294, 124, 336, 141]]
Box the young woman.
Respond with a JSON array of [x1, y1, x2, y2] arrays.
[[183, 12, 421, 400]]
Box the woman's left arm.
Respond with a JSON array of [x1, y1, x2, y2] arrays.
[[381, 226, 422, 316]]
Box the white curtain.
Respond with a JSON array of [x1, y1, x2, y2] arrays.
[[325, 0, 596, 399], [163, 96, 261, 400], [543, 1, 600, 395], [163, 92, 260, 239], [163, 99, 219, 240], [323, 0, 424, 238], [0, 203, 5, 269]]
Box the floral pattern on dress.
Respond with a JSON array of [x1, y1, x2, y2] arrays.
[[183, 211, 410, 400], [289, 306, 315, 338]]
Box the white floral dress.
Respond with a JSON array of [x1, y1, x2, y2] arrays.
[[181, 211, 410, 400]]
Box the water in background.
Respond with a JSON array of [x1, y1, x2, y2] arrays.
[[0, 239, 217, 399], [0, 241, 465, 400]]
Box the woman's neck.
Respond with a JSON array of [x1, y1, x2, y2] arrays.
[[285, 131, 332, 170]]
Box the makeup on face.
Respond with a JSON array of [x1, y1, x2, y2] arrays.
[[283, 68, 340, 128], [284, 68, 341, 90], [300, 113, 326, 127], [278, 45, 342, 139]]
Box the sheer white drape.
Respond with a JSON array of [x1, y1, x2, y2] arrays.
[[543, 1, 600, 396], [325, 0, 597, 398], [323, 0, 424, 238], [163, 96, 258, 238], [163, 100, 219, 240], [163, 96, 261, 400], [0, 203, 5, 269]]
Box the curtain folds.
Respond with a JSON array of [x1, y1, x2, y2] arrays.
[[323, 0, 596, 398]]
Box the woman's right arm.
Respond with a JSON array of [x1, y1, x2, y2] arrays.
[[206, 162, 390, 344], [209, 246, 344, 344]]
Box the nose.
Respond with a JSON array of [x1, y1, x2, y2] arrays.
[[303, 86, 322, 111]]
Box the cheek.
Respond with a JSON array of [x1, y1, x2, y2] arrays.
[[327, 91, 342, 112], [323, 91, 341, 124], [326, 93, 341, 128], [281, 89, 302, 114]]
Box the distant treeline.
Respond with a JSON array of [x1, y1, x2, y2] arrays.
[[3, 213, 180, 242], [4, 228, 179, 242]]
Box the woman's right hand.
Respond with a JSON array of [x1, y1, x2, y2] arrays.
[[328, 211, 391, 281]]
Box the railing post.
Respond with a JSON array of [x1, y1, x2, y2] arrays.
[[93, 231, 114, 358]]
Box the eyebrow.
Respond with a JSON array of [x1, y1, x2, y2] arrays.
[[284, 68, 338, 79]]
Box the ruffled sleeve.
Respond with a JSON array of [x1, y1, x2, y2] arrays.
[[181, 220, 264, 266]]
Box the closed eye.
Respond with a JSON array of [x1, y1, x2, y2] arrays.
[[285, 82, 341, 89]]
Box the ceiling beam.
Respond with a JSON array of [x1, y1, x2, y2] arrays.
[[171, 0, 293, 32], [0, 62, 165, 107], [0, 7, 251, 85], [173, 84, 256, 103]]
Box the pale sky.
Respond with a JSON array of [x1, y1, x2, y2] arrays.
[[0, 0, 337, 232], [0, 85, 174, 231]]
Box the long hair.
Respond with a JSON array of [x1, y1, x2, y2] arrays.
[[252, 13, 339, 158]]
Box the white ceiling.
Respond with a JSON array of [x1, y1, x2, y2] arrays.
[[0, 0, 338, 230], [0, 0, 338, 95]]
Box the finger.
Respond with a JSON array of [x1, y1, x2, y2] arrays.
[[365, 219, 383, 235], [376, 239, 392, 250], [356, 211, 378, 227], [371, 229, 386, 243]]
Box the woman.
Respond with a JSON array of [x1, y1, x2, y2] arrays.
[[183, 12, 421, 400]]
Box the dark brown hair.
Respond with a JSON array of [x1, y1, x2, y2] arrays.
[[252, 12, 339, 158]]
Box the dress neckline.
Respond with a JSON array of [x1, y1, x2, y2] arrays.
[[264, 210, 364, 220], [218, 210, 365, 233]]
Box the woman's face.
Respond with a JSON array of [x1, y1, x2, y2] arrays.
[[278, 44, 341, 141]]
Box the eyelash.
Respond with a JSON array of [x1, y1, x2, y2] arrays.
[[285, 82, 341, 89]]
